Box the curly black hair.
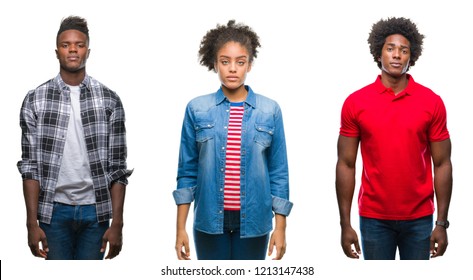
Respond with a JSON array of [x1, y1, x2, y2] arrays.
[[56, 16, 89, 45], [368, 17, 424, 69], [198, 20, 261, 71]]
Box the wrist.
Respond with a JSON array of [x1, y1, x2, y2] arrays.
[[435, 220, 449, 229]]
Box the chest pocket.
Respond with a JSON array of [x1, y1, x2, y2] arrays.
[[254, 123, 274, 147], [195, 120, 215, 143]]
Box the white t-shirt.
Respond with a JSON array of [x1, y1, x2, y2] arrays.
[[54, 85, 95, 205]]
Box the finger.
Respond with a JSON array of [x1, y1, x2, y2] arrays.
[[273, 245, 285, 260], [41, 235, 49, 253], [429, 238, 436, 256], [101, 237, 108, 253], [107, 245, 121, 259], [267, 237, 275, 256], [184, 241, 190, 258], [354, 240, 361, 255]]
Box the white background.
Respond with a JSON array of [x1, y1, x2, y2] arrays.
[[1, 0, 471, 279]]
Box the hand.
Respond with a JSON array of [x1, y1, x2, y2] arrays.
[[430, 226, 448, 257], [268, 228, 286, 260], [175, 229, 191, 260], [101, 223, 123, 259], [27, 224, 48, 258], [341, 226, 361, 259]]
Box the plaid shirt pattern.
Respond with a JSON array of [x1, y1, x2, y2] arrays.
[[18, 74, 132, 224]]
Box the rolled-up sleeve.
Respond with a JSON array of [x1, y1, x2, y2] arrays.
[[108, 96, 132, 186], [268, 104, 293, 216], [174, 104, 199, 205], [18, 91, 39, 181]]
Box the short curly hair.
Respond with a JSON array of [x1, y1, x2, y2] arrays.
[[198, 20, 261, 71], [56, 16, 89, 45], [368, 17, 424, 69]]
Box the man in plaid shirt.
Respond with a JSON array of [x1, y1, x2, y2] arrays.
[[18, 16, 132, 260]]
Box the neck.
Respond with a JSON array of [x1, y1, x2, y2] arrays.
[[380, 72, 409, 95], [60, 68, 86, 86], [222, 84, 248, 102]]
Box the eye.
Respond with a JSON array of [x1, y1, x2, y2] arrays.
[[237, 61, 246, 66], [221, 60, 229, 65], [61, 43, 68, 48]]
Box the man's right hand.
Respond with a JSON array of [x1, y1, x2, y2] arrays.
[[27, 223, 48, 258], [341, 226, 361, 259]]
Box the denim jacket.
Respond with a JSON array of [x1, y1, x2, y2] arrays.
[[173, 86, 293, 238]]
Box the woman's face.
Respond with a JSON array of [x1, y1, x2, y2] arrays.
[[214, 41, 252, 92]]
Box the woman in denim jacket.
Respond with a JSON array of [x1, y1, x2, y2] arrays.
[[173, 20, 293, 260]]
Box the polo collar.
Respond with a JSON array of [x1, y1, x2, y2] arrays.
[[374, 74, 417, 97]]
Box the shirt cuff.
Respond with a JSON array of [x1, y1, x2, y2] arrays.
[[272, 195, 293, 216], [109, 168, 134, 186], [173, 187, 196, 205]]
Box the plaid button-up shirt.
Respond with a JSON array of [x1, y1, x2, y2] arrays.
[[18, 74, 132, 224]]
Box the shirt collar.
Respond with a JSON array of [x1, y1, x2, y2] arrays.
[[54, 73, 91, 91], [374, 74, 417, 97], [215, 85, 256, 108]]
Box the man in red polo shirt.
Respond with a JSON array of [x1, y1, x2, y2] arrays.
[[336, 17, 452, 260]]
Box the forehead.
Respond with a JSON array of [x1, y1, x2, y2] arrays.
[[217, 41, 249, 56], [57, 29, 88, 43], [384, 34, 410, 47]]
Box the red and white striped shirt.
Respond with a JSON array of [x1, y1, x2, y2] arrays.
[[224, 103, 244, 210]]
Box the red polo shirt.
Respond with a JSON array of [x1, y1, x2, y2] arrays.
[[340, 75, 450, 220]]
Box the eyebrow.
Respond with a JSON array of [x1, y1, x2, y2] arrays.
[[218, 55, 248, 59], [386, 43, 409, 49]]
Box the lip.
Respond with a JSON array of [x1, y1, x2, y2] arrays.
[[226, 76, 239, 81], [67, 56, 80, 61], [390, 62, 402, 67]]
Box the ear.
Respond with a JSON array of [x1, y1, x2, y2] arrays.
[[87, 49, 91, 59], [214, 62, 218, 73], [55, 49, 59, 59], [247, 62, 252, 73]]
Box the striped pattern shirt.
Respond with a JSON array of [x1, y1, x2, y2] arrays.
[[224, 103, 244, 210]]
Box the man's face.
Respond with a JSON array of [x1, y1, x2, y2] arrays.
[[55, 29, 90, 73], [379, 34, 411, 77]]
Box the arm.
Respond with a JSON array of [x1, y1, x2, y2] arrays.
[[23, 179, 48, 258], [429, 139, 452, 257], [266, 106, 292, 259], [335, 135, 361, 259], [19, 92, 47, 258], [174, 104, 197, 260], [101, 95, 130, 259], [267, 214, 286, 260], [175, 204, 191, 260], [101, 182, 126, 259]]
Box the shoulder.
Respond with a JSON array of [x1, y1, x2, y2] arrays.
[[88, 76, 119, 99], [255, 93, 281, 114], [409, 78, 445, 104], [186, 92, 216, 111]]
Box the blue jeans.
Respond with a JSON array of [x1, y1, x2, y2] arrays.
[[39, 202, 109, 260], [360, 215, 432, 260], [194, 211, 269, 260]]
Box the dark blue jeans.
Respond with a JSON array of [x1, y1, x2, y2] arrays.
[[39, 202, 109, 260], [360, 215, 432, 260], [194, 210, 269, 260]]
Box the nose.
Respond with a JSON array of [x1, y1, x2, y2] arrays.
[[229, 61, 237, 72], [392, 48, 401, 59], [69, 44, 78, 52]]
